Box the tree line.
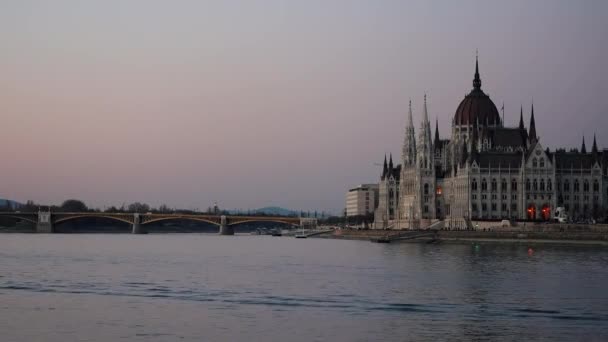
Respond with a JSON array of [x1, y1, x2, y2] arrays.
[[1, 199, 328, 218]]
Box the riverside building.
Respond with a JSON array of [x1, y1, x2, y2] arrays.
[[346, 184, 379, 217], [374, 58, 607, 229]]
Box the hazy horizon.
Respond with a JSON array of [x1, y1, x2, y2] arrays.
[[1, 0, 607, 214]]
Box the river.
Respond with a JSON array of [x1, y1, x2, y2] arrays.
[[1, 234, 607, 341]]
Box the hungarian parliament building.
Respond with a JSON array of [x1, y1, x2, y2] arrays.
[[374, 58, 607, 229]]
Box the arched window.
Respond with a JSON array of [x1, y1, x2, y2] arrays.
[[424, 183, 429, 195], [501, 179, 507, 191], [532, 158, 538, 168], [526, 179, 531, 191], [511, 179, 517, 191], [574, 180, 580, 192], [540, 159, 545, 168], [491, 179, 497, 192], [533, 179, 538, 191], [481, 179, 488, 192], [594, 180, 600, 192], [564, 180, 570, 192], [471, 179, 478, 191], [548, 179, 553, 191], [540, 179, 545, 191], [584, 180, 589, 192]]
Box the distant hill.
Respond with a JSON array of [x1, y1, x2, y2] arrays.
[[0, 199, 22, 209]]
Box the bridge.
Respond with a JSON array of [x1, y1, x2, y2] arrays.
[[0, 211, 304, 235]]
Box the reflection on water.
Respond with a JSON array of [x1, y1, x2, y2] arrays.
[[1, 234, 607, 341]]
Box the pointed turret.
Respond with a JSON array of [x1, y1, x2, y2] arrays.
[[581, 136, 587, 154], [417, 94, 433, 170], [381, 154, 388, 179], [434, 118, 440, 147], [402, 100, 417, 166], [528, 103, 537, 144], [473, 54, 482, 90], [592, 134, 598, 155], [388, 154, 394, 176], [518, 105, 525, 130]]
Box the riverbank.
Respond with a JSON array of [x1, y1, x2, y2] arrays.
[[320, 228, 608, 246]]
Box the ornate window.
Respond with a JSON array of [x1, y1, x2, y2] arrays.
[[574, 180, 580, 192], [594, 180, 599, 192], [584, 180, 590, 192], [501, 179, 507, 191], [471, 179, 478, 191], [424, 183, 429, 195], [533, 179, 538, 191], [511, 179, 517, 191], [532, 158, 538, 168], [540, 159, 545, 168], [491, 179, 497, 192], [548, 179, 552, 191], [540, 179, 545, 191], [481, 179, 488, 192], [564, 180, 570, 192]]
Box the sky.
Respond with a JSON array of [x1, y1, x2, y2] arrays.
[[1, 0, 607, 214]]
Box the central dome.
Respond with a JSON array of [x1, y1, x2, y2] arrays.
[[453, 58, 501, 126]]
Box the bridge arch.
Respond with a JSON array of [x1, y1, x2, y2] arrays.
[[227, 219, 300, 227], [0, 215, 38, 224], [141, 216, 220, 226], [53, 215, 134, 225]]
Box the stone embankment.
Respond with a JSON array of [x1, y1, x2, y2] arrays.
[[327, 223, 608, 245]]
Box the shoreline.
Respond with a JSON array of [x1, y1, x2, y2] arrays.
[[316, 230, 608, 246]]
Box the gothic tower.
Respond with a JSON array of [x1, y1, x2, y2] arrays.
[[415, 95, 436, 220]]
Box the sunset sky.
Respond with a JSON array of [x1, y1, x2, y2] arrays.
[[1, 0, 607, 213]]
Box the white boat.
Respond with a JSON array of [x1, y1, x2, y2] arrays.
[[294, 225, 307, 238]]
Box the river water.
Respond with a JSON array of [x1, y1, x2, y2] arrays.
[[1, 234, 607, 341]]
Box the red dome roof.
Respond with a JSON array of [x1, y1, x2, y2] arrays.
[[453, 57, 502, 126], [454, 89, 501, 126]]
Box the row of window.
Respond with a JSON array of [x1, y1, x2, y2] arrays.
[[531, 157, 546, 168], [473, 194, 517, 200], [472, 203, 517, 212], [558, 179, 600, 192], [525, 179, 552, 192], [472, 179, 518, 192], [471, 178, 602, 193]]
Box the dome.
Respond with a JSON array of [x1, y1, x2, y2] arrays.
[[453, 58, 502, 126]]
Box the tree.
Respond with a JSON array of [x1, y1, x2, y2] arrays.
[[158, 204, 172, 213], [60, 199, 88, 212], [128, 202, 150, 213]]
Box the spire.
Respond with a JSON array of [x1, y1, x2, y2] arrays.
[[518, 105, 524, 130], [408, 99, 414, 127], [581, 136, 587, 154], [402, 99, 417, 166], [382, 154, 388, 179], [473, 52, 482, 90], [423, 94, 429, 123], [434, 118, 440, 147], [388, 154, 394, 175], [528, 103, 537, 144], [592, 133, 598, 155], [417, 94, 433, 170]]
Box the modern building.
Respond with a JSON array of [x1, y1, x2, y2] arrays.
[[375, 57, 607, 229], [346, 184, 379, 217]]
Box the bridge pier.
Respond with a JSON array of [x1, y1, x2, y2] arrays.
[[36, 210, 53, 233], [132, 214, 147, 234], [219, 215, 234, 235]]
